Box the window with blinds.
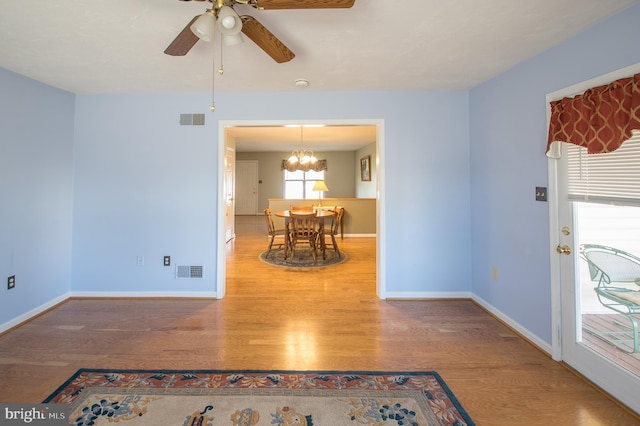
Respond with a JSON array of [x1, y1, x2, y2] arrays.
[[566, 130, 640, 206]]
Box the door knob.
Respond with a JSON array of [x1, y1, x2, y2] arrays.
[[556, 245, 572, 255]]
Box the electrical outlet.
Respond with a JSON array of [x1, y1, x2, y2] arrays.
[[164, 256, 171, 266], [136, 256, 144, 266], [8, 275, 15, 290]]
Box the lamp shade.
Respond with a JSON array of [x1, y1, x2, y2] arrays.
[[222, 33, 244, 46], [191, 10, 216, 42], [312, 180, 329, 192], [218, 6, 243, 36]]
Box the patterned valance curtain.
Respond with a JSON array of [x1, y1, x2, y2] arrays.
[[546, 73, 640, 159], [281, 159, 328, 172]]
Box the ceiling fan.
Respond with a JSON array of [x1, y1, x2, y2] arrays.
[[164, 0, 355, 63]]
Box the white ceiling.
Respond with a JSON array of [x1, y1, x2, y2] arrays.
[[0, 0, 637, 95], [226, 124, 377, 152], [1, 0, 637, 152]]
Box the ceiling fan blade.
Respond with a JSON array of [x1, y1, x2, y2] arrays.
[[255, 0, 355, 9], [240, 15, 295, 63], [164, 15, 201, 56]]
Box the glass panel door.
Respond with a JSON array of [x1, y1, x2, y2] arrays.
[[574, 202, 640, 374], [556, 156, 640, 413]]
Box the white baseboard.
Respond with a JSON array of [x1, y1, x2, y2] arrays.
[[69, 291, 218, 299], [0, 292, 70, 334], [384, 291, 473, 299], [0, 291, 218, 334], [381, 291, 552, 355], [472, 294, 552, 355]]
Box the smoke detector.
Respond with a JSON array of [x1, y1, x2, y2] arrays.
[[294, 79, 310, 88]]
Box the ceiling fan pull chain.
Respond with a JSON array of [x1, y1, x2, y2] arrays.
[[218, 35, 225, 76], [210, 28, 216, 112]]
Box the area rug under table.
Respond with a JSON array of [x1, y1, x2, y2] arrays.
[[259, 249, 347, 269], [44, 369, 474, 426]]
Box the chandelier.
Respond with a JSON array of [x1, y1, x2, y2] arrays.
[[287, 148, 317, 167], [282, 126, 326, 172]]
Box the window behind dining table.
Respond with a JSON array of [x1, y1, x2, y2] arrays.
[[284, 169, 325, 199]]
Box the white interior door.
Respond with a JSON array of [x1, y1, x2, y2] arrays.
[[235, 160, 258, 215], [554, 151, 640, 413], [224, 146, 236, 242]]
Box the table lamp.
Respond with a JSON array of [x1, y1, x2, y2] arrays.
[[312, 180, 329, 207]]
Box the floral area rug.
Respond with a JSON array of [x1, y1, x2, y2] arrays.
[[259, 248, 347, 269], [44, 369, 474, 426]]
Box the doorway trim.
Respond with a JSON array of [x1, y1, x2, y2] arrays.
[[215, 118, 386, 300]]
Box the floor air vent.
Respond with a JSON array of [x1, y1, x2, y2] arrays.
[[180, 113, 205, 126], [176, 265, 204, 279]]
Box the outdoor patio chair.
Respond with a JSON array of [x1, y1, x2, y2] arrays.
[[580, 244, 640, 354]]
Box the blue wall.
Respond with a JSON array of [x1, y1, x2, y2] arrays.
[[70, 90, 471, 295], [0, 68, 75, 326], [2, 3, 640, 350], [469, 4, 640, 342]]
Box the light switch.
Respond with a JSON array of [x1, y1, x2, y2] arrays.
[[535, 187, 547, 202]]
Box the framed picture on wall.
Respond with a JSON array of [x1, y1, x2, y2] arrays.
[[360, 155, 371, 181]]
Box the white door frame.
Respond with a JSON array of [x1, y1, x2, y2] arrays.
[[215, 118, 386, 300], [224, 146, 236, 243]]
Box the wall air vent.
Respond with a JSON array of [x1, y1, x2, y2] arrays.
[[176, 265, 204, 279], [180, 113, 205, 126]]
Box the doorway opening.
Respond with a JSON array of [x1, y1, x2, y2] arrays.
[[216, 119, 386, 300]]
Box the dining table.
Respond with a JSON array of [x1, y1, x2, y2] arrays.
[[275, 209, 335, 261]]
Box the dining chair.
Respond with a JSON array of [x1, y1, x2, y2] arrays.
[[290, 205, 314, 212], [320, 207, 344, 258], [289, 211, 319, 263], [263, 208, 286, 258]]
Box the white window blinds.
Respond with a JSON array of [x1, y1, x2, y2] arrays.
[[566, 130, 640, 206]]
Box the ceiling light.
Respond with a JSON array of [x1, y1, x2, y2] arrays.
[[221, 16, 236, 29], [223, 33, 244, 46], [295, 79, 310, 88], [191, 10, 217, 42], [287, 126, 317, 170], [218, 6, 243, 36]]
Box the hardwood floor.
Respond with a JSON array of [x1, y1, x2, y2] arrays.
[[0, 215, 638, 425]]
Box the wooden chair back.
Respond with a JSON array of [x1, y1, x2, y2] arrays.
[[264, 208, 277, 235], [290, 205, 314, 213], [289, 211, 318, 239], [330, 207, 344, 235]]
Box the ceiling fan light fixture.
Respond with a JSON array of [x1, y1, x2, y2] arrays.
[[221, 15, 237, 29], [222, 33, 244, 46], [191, 10, 217, 42], [218, 6, 243, 36]]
